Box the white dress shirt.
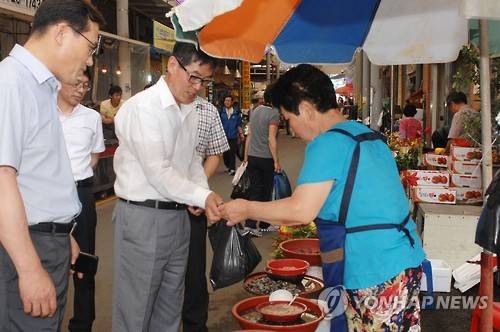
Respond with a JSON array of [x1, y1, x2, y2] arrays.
[[113, 76, 211, 208], [59, 104, 105, 181]]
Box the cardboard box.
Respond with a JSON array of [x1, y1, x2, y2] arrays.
[[450, 146, 482, 162], [421, 259, 453, 292], [450, 174, 482, 188], [424, 154, 450, 168], [407, 170, 450, 187], [411, 186, 456, 204], [449, 160, 481, 175], [455, 187, 483, 204]]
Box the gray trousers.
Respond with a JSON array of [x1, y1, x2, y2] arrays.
[[0, 231, 71, 332], [112, 200, 191, 332]]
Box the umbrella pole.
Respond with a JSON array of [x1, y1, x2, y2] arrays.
[[478, 18, 493, 332], [479, 19, 493, 192]]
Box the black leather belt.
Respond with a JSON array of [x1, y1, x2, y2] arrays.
[[119, 198, 187, 210], [29, 222, 75, 234], [75, 177, 94, 188]]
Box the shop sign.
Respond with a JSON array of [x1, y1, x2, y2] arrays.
[[0, 0, 43, 15], [241, 61, 251, 109], [153, 20, 175, 53]]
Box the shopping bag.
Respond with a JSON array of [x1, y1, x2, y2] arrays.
[[236, 135, 245, 161], [272, 170, 292, 200], [232, 162, 247, 186], [208, 222, 262, 290], [475, 171, 500, 256], [231, 168, 251, 199]]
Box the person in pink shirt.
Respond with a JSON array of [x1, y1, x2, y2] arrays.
[[399, 104, 422, 139]]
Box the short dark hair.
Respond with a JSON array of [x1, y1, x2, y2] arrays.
[[446, 91, 467, 106], [108, 85, 122, 96], [403, 104, 417, 117], [269, 64, 338, 115], [264, 85, 273, 106], [32, 0, 105, 35], [172, 42, 217, 70]]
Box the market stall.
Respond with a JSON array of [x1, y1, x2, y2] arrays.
[[169, 0, 500, 330]]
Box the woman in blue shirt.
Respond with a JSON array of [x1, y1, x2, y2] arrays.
[[220, 64, 425, 331]]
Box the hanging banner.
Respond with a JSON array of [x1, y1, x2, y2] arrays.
[[153, 20, 175, 53], [241, 61, 251, 109], [0, 0, 43, 15]]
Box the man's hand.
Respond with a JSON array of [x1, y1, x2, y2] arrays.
[[205, 192, 224, 224], [218, 199, 249, 226], [274, 160, 281, 173], [18, 267, 57, 317], [70, 235, 83, 279], [187, 206, 204, 216]]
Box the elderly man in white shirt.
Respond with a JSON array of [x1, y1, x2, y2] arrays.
[[58, 68, 104, 332], [112, 42, 224, 332]]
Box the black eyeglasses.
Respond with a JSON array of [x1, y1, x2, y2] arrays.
[[174, 56, 214, 87], [69, 25, 101, 56], [73, 81, 91, 92]]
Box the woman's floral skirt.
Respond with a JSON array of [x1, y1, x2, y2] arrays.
[[345, 266, 423, 332]]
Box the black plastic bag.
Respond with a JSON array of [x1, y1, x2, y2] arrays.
[[208, 222, 261, 290], [236, 136, 245, 161], [231, 168, 251, 199], [475, 171, 500, 256], [272, 170, 292, 200]]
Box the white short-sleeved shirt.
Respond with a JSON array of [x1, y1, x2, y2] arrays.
[[59, 104, 105, 181]]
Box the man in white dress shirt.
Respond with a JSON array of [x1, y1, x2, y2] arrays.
[[112, 42, 224, 332], [58, 68, 104, 332]]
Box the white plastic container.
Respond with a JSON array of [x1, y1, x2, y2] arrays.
[[420, 259, 453, 292]]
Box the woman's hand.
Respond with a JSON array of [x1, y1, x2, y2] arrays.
[[218, 199, 249, 226]]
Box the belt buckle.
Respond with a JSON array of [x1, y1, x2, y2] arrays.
[[174, 203, 180, 210], [155, 200, 160, 209]]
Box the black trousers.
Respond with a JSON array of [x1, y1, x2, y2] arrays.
[[245, 156, 274, 229], [68, 182, 97, 332], [223, 138, 238, 171], [182, 212, 209, 332]]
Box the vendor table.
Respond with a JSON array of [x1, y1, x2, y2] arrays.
[[415, 203, 483, 270]]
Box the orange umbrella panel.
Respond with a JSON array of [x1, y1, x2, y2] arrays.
[[199, 0, 301, 62]]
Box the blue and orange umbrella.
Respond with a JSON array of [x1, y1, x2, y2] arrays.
[[170, 0, 468, 65]]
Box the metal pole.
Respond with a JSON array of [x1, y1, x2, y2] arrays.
[[479, 19, 493, 195], [362, 51, 370, 123], [430, 64, 439, 137], [390, 65, 394, 132], [117, 0, 132, 99], [266, 52, 271, 84]]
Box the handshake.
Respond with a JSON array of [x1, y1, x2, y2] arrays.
[[189, 192, 248, 226]]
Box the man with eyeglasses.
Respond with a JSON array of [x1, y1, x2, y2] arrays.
[[57, 67, 104, 332], [112, 42, 224, 332], [0, 0, 105, 331]]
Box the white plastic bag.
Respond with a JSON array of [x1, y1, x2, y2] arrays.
[[232, 162, 247, 186]]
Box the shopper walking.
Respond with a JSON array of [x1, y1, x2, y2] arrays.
[[219, 95, 243, 175], [243, 88, 281, 235], [0, 1, 104, 331], [58, 68, 105, 332], [112, 42, 224, 332], [221, 64, 425, 332], [182, 96, 229, 332]]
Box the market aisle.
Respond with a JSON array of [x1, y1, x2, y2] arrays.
[[61, 132, 307, 332]]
